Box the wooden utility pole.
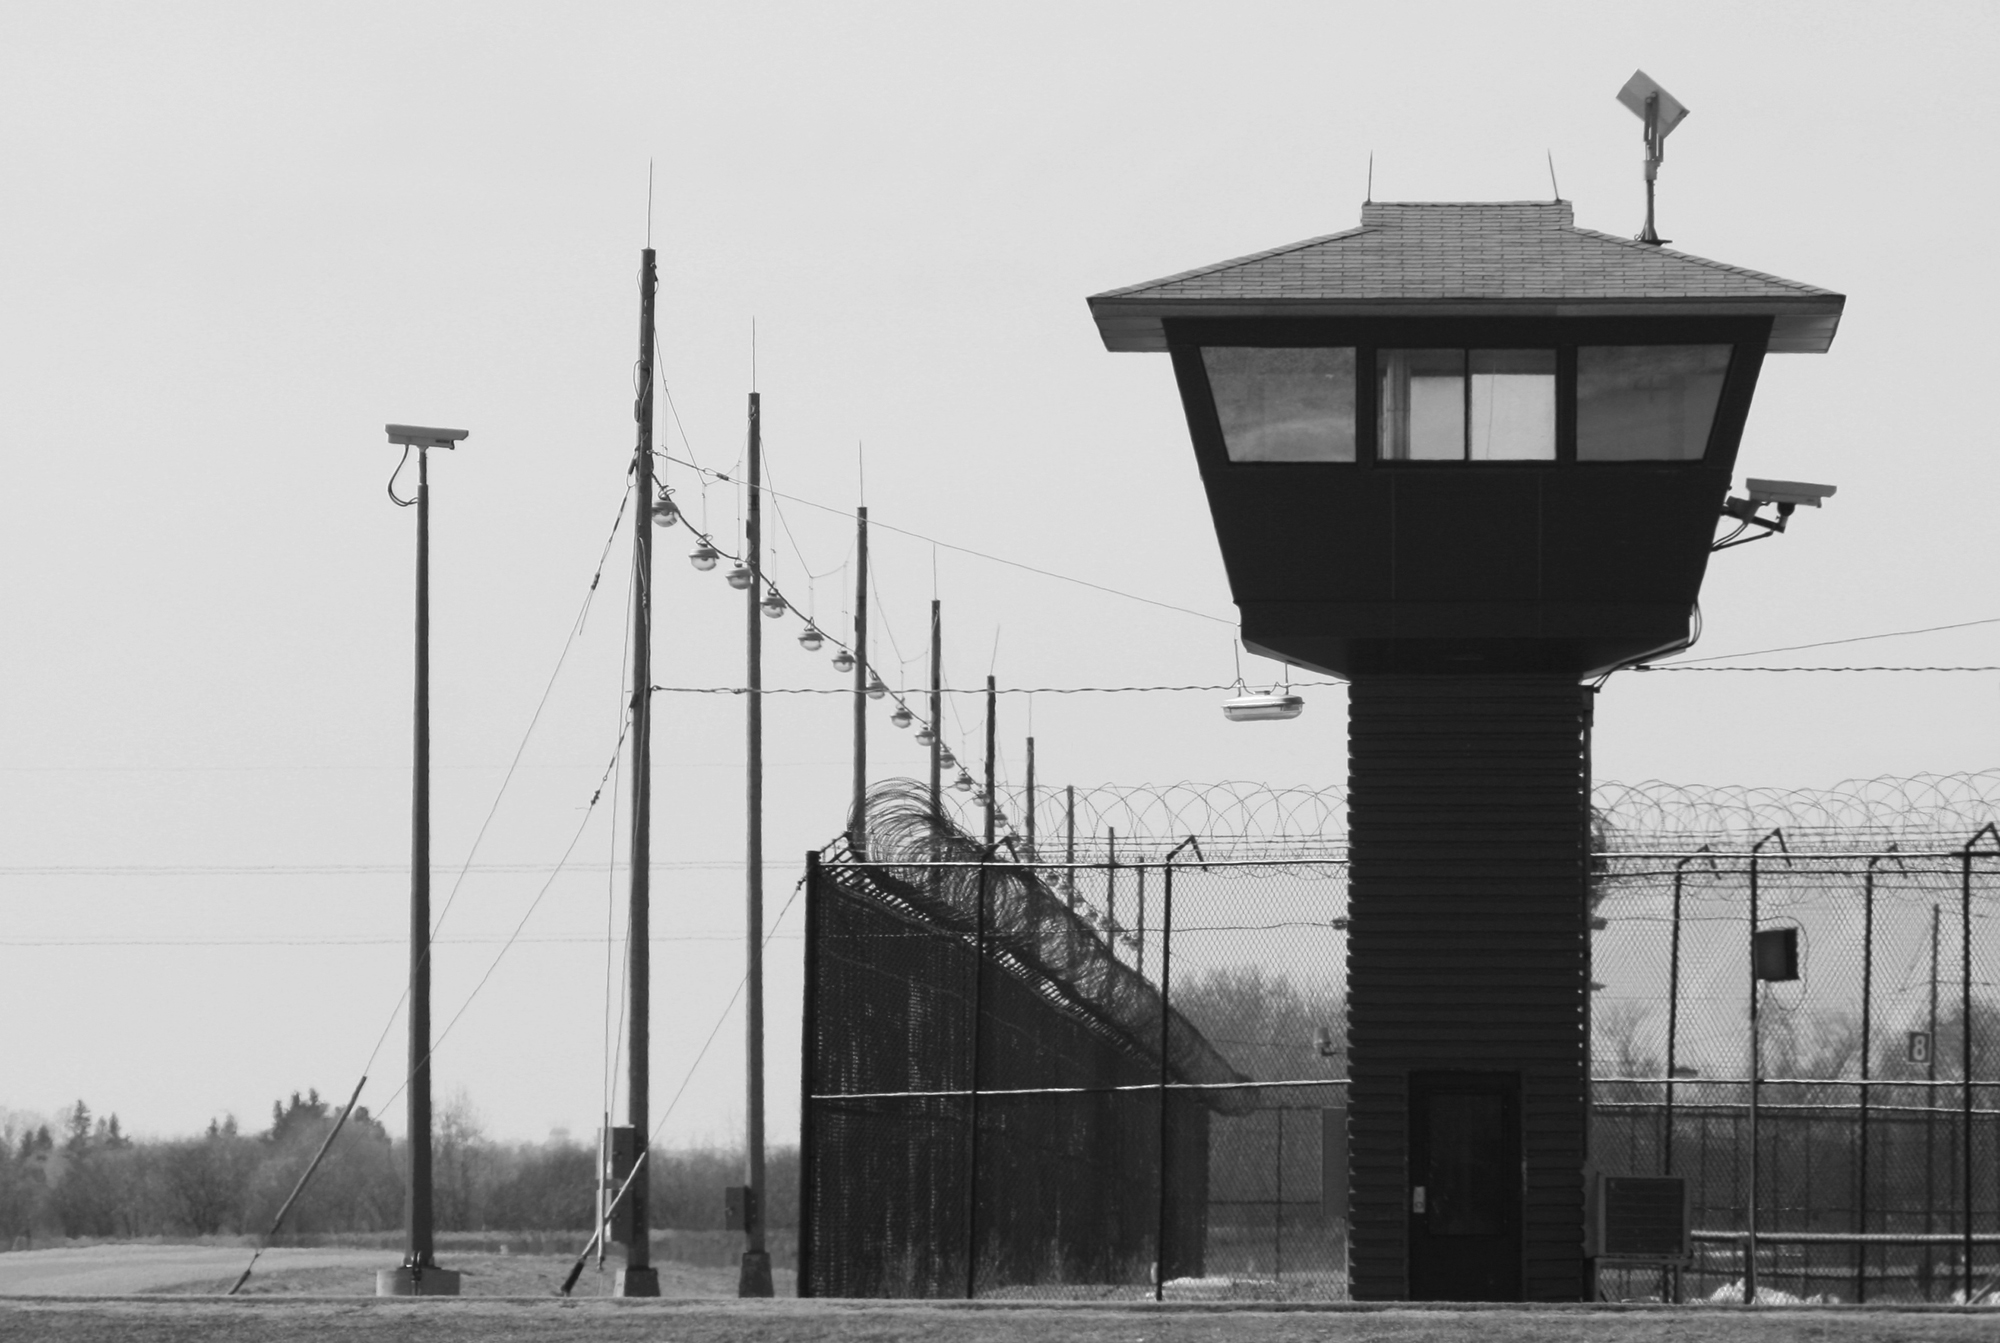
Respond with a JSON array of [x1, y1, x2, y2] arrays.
[[617, 247, 661, 1297], [983, 677, 997, 846], [850, 508, 868, 853], [928, 601, 942, 814], [740, 393, 773, 1296], [1024, 737, 1037, 859]]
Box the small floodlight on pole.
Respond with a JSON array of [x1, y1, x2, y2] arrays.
[[1617, 70, 1689, 246], [377, 423, 468, 1299]]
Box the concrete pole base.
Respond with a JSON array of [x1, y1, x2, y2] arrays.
[[375, 1265, 461, 1296], [738, 1250, 774, 1297], [615, 1267, 661, 1296]]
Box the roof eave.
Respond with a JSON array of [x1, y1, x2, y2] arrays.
[[1087, 294, 1845, 354]]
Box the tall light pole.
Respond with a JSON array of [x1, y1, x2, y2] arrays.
[[740, 392, 774, 1296], [378, 423, 467, 1299], [850, 507, 869, 853], [618, 247, 662, 1298]]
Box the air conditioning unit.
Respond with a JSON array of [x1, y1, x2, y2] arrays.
[[1585, 1173, 1690, 1263]]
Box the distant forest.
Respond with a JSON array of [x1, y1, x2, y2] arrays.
[[0, 1093, 795, 1246]]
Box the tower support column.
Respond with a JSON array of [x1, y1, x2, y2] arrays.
[[1345, 675, 1592, 1302]]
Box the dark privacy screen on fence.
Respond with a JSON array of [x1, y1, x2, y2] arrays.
[[800, 780, 2000, 1303], [798, 787, 1346, 1300]]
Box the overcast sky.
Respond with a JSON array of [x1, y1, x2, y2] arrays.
[[3, 2, 1996, 1145]]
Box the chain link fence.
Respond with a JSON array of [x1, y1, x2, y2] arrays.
[[1591, 839, 2000, 1303], [800, 780, 2000, 1302]]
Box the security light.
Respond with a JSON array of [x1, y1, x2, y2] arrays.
[[1719, 478, 1837, 547], [1745, 479, 1836, 508], [384, 424, 468, 449], [1222, 691, 1304, 723]]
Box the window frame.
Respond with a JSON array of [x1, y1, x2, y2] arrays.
[[1170, 316, 1765, 473], [1378, 347, 1561, 463]]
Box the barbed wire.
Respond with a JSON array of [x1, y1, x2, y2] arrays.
[[929, 771, 2000, 859]]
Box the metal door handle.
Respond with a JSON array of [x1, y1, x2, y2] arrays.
[[1412, 1185, 1426, 1214]]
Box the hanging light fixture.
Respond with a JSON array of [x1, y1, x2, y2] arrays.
[[971, 789, 988, 807], [761, 591, 786, 618], [954, 770, 975, 793], [938, 746, 957, 770], [831, 649, 855, 674], [688, 543, 719, 572], [725, 564, 754, 590], [914, 725, 935, 746], [652, 491, 680, 528], [889, 704, 913, 729], [798, 626, 824, 652], [865, 675, 887, 700], [1221, 680, 1305, 722]]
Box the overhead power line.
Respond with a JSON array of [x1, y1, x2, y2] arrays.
[[1657, 616, 2000, 665], [649, 682, 1345, 696], [656, 451, 1234, 627], [1638, 666, 2000, 674]]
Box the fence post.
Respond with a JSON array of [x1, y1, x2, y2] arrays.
[[1746, 848, 1761, 1305], [1156, 854, 1175, 1303], [964, 854, 988, 1300], [1666, 860, 1686, 1177], [1065, 786, 1077, 910], [1107, 828, 1119, 964], [1962, 842, 1975, 1304], [798, 850, 821, 1298], [1856, 858, 1875, 1304]]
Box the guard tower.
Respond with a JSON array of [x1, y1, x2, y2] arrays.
[[1089, 200, 1842, 1300]]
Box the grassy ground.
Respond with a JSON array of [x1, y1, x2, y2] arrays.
[[2, 1299, 1997, 1343]]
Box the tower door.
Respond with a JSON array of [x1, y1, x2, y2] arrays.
[[1408, 1072, 1522, 1301]]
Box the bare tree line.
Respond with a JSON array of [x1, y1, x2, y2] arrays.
[[0, 1091, 796, 1247]]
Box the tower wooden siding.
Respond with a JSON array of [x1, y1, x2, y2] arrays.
[[1346, 675, 1591, 1302]]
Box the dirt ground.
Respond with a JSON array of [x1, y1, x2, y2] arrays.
[[2, 1298, 1998, 1343]]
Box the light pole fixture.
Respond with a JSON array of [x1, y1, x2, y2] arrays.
[[376, 423, 468, 1299], [1220, 688, 1304, 722], [1089, 189, 1842, 1302]]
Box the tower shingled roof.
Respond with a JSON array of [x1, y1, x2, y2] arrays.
[[1088, 202, 1843, 353]]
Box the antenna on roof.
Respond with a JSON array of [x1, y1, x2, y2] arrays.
[[1366, 152, 1374, 204], [1616, 70, 1688, 246], [1546, 150, 1562, 203]]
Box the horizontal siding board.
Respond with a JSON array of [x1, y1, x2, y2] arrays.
[[1346, 674, 1589, 1302]]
